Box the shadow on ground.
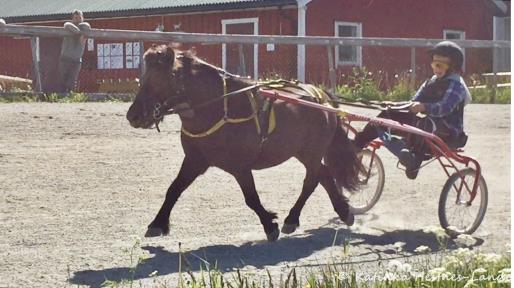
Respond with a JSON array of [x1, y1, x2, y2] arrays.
[[70, 223, 484, 287]]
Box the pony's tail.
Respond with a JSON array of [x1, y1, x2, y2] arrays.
[[324, 123, 361, 191]]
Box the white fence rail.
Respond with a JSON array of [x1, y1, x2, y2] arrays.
[[0, 24, 510, 102], [0, 24, 510, 48]]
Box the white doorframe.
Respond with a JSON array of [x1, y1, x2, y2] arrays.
[[221, 17, 259, 79], [443, 29, 466, 71]]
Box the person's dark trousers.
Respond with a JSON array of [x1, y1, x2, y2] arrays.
[[354, 110, 416, 149], [59, 57, 81, 93]]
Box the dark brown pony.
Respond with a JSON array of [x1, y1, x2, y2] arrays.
[[126, 45, 361, 241]]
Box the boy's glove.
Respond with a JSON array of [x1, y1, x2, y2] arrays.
[[409, 102, 426, 114]]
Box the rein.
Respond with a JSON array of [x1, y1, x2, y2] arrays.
[[150, 60, 412, 134]]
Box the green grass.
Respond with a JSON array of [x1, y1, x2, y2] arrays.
[[0, 92, 135, 103], [0, 70, 509, 104], [332, 67, 510, 104], [98, 230, 511, 288]]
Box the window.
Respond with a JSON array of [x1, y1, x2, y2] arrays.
[[443, 30, 466, 70], [335, 21, 362, 66], [97, 43, 124, 69], [125, 42, 141, 69], [97, 42, 141, 70], [444, 30, 465, 41]]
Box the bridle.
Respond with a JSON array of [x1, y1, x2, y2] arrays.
[[149, 53, 261, 132], [150, 57, 189, 132]]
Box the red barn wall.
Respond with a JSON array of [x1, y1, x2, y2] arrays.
[[0, 1, 503, 92], [0, 36, 32, 79], [2, 7, 297, 92], [305, 0, 498, 86]]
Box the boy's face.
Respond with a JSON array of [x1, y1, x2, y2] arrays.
[[71, 13, 83, 24], [431, 55, 451, 78]]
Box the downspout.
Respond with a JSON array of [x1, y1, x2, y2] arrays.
[[297, 0, 312, 82]]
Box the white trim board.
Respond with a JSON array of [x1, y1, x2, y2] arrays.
[[221, 17, 259, 79]]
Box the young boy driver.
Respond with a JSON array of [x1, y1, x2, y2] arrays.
[[353, 41, 472, 179]]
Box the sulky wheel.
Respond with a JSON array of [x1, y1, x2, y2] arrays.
[[344, 149, 385, 214], [438, 167, 488, 235]]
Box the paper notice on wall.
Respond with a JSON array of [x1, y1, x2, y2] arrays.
[[103, 57, 110, 69], [87, 38, 94, 51], [126, 56, 133, 69], [126, 43, 132, 55], [111, 56, 123, 69], [133, 42, 140, 55], [111, 43, 123, 56], [97, 57, 104, 69], [97, 44, 103, 56], [104, 45, 110, 56]]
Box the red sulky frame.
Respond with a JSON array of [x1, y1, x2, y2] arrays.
[[259, 89, 482, 205]]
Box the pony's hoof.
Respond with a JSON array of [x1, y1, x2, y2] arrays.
[[145, 227, 166, 237], [281, 223, 299, 234], [343, 211, 355, 227], [266, 225, 280, 242]]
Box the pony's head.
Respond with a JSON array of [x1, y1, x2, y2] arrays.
[[126, 44, 193, 129]]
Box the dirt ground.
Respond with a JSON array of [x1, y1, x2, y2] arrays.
[[0, 103, 510, 287]]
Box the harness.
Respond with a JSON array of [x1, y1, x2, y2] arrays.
[[153, 52, 335, 141], [180, 76, 276, 139], [167, 77, 333, 142]]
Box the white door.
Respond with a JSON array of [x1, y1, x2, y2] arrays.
[[222, 18, 258, 79]]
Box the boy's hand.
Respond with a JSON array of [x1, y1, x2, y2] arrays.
[[409, 102, 426, 114]]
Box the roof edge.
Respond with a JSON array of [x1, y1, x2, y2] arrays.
[[3, 1, 298, 23]]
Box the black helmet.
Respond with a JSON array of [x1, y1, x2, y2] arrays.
[[428, 41, 464, 71]]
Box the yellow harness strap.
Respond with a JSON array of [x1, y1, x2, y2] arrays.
[[181, 78, 263, 138]]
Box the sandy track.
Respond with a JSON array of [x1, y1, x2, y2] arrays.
[[0, 103, 510, 287]]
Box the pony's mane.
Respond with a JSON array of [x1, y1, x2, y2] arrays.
[[143, 44, 224, 75], [177, 49, 225, 76]]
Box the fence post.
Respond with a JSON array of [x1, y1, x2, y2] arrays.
[[410, 47, 416, 90], [238, 44, 247, 76], [30, 36, 42, 93], [327, 45, 336, 93], [490, 47, 498, 104], [139, 41, 145, 79]]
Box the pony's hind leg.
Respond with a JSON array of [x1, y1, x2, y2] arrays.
[[282, 161, 321, 234], [146, 155, 209, 237], [319, 164, 355, 226], [233, 170, 279, 241]]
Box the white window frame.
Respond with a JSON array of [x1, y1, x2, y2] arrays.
[[443, 29, 466, 71], [125, 42, 141, 69], [335, 21, 362, 67], [97, 43, 124, 70], [221, 17, 259, 79]]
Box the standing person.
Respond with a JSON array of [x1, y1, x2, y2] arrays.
[[59, 10, 90, 93], [353, 41, 472, 179]]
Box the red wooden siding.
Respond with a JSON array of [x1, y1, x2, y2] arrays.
[[0, 1, 504, 92], [305, 0, 499, 86]]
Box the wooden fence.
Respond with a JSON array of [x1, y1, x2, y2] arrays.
[[0, 23, 510, 101]]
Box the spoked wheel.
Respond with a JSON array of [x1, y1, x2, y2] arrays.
[[438, 167, 488, 235], [344, 149, 385, 214]]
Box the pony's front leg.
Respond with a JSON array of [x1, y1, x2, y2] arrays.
[[282, 164, 321, 234], [146, 155, 209, 237], [233, 170, 279, 241]]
